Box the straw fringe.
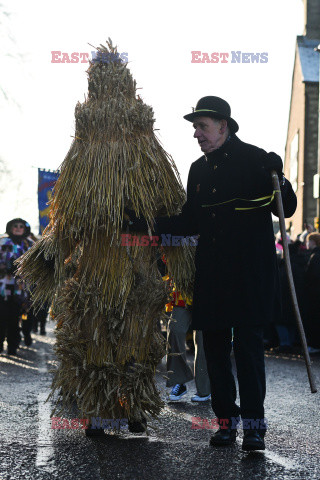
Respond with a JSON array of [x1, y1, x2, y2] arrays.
[[16, 39, 195, 422]]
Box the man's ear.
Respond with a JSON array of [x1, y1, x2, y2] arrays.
[[220, 119, 228, 134]]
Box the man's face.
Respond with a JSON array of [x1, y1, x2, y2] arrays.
[[193, 116, 226, 153], [11, 222, 25, 236]]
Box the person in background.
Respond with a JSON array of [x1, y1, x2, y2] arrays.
[[0, 218, 34, 354], [276, 240, 307, 353], [165, 284, 211, 403], [30, 304, 48, 335], [24, 232, 49, 336], [298, 223, 314, 245], [275, 231, 292, 257], [304, 233, 320, 354]]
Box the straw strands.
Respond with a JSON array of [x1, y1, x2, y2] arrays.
[[16, 39, 195, 424]]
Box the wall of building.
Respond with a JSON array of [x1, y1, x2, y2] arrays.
[[284, 48, 305, 237], [304, 83, 319, 226]]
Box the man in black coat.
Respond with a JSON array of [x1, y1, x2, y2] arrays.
[[127, 96, 297, 450]]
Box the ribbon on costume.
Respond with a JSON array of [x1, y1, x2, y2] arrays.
[[201, 190, 280, 211]]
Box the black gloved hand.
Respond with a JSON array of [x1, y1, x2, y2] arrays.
[[123, 207, 148, 233], [262, 152, 285, 188], [122, 208, 132, 229], [263, 152, 283, 176], [123, 207, 138, 225]]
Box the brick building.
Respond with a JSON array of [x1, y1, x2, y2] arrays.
[[284, 0, 320, 237]]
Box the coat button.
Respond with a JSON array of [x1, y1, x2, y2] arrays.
[[224, 153, 228, 158], [214, 165, 218, 170], [212, 188, 216, 193], [212, 212, 216, 218]]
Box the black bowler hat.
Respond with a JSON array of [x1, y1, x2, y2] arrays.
[[183, 96, 239, 133]]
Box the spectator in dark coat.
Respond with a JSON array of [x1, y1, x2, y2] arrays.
[[276, 240, 308, 353], [304, 233, 320, 352], [0, 218, 34, 354]]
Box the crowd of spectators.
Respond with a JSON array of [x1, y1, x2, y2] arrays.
[[267, 224, 320, 354]]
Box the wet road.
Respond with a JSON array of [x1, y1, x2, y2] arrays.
[[0, 323, 319, 480]]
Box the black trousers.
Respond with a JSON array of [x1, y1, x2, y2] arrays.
[[0, 300, 21, 349], [28, 306, 48, 332], [21, 313, 33, 338], [203, 325, 266, 431]]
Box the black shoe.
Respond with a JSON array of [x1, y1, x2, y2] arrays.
[[210, 427, 237, 446], [128, 417, 147, 433], [40, 328, 46, 335], [85, 427, 106, 437], [242, 430, 265, 451], [0, 343, 3, 353], [24, 333, 32, 346]]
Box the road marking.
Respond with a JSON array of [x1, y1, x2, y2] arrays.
[[36, 337, 54, 470], [253, 447, 299, 470], [36, 391, 54, 471]]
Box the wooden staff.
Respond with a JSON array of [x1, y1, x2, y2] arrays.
[[271, 170, 317, 393]]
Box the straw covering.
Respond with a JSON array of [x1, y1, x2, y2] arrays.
[[16, 39, 195, 424]]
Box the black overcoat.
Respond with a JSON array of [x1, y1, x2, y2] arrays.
[[278, 243, 308, 326], [304, 247, 320, 347], [156, 134, 297, 331]]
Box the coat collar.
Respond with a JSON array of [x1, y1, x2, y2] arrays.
[[204, 134, 239, 163]]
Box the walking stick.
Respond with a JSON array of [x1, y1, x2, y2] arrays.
[[271, 171, 317, 393]]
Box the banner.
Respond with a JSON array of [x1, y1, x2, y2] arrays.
[[38, 169, 59, 234]]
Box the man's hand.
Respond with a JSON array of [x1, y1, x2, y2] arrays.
[[123, 207, 137, 225], [123, 208, 148, 233], [123, 209, 132, 228], [122, 208, 132, 230], [263, 152, 283, 177]]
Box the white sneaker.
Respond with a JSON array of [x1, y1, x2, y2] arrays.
[[169, 384, 187, 401], [191, 393, 211, 402]]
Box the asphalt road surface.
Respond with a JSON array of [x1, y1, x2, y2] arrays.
[[0, 322, 319, 480]]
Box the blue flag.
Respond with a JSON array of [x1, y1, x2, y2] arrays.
[[38, 169, 59, 235]]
